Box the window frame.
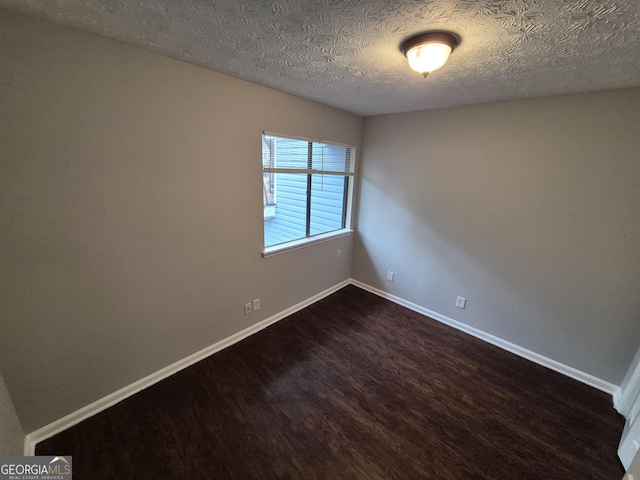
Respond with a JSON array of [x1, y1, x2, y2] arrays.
[[261, 132, 356, 257]]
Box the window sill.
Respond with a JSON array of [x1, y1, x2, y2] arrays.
[[262, 229, 353, 258]]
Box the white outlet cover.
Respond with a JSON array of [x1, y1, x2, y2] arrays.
[[386, 271, 394, 282], [456, 297, 466, 309]]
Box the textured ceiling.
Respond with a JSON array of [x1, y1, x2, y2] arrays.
[[1, 0, 639, 116]]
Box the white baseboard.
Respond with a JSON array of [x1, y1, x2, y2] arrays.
[[23, 279, 350, 456], [349, 279, 620, 398]]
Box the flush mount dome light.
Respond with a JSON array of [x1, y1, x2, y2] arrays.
[[400, 31, 460, 77]]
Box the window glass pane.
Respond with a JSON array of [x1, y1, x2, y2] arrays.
[[311, 143, 350, 173], [264, 136, 309, 170], [310, 174, 346, 236], [264, 173, 308, 247], [262, 137, 276, 207]]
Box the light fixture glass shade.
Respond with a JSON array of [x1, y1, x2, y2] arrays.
[[406, 43, 452, 75], [400, 32, 460, 77]]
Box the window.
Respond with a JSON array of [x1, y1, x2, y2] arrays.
[[262, 133, 355, 253]]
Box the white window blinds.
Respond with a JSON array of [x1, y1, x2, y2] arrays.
[[262, 134, 354, 176]]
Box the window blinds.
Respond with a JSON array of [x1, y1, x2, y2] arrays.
[[262, 134, 354, 176]]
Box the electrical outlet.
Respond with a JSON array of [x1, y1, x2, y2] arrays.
[[387, 271, 394, 282], [456, 296, 466, 309], [253, 298, 261, 311], [337, 249, 341, 258], [244, 303, 252, 315]]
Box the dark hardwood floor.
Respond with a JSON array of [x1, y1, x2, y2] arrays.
[[37, 285, 625, 479]]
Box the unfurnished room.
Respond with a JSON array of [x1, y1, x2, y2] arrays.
[[1, 1, 639, 479]]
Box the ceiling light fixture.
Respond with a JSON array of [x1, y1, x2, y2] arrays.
[[400, 31, 460, 77]]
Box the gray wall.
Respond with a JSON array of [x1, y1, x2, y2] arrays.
[[0, 10, 362, 432], [0, 372, 24, 455], [353, 89, 640, 385]]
